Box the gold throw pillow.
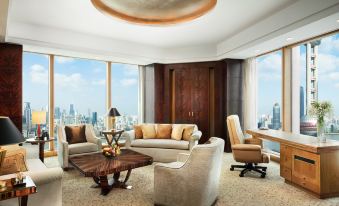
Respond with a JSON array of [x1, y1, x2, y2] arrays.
[[134, 125, 143, 139], [156, 124, 172, 139], [0, 147, 28, 176], [183, 125, 195, 141], [171, 125, 185, 141], [141, 124, 156, 139]]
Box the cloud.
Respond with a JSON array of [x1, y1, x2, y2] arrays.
[[317, 53, 339, 74], [256, 52, 282, 80], [120, 78, 137, 86], [329, 72, 339, 80], [55, 56, 74, 64], [30, 64, 48, 84], [122, 64, 139, 76], [55, 73, 86, 90], [93, 67, 104, 73], [92, 79, 105, 86], [318, 36, 339, 54], [335, 83, 339, 88]]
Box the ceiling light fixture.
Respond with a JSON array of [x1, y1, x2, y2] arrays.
[[286, 37, 293, 41], [91, 0, 217, 25], [337, 19, 339, 23]]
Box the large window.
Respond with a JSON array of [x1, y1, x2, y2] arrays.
[[256, 50, 282, 153], [22, 52, 49, 138], [297, 33, 339, 140], [111, 63, 139, 131], [54, 56, 106, 136]]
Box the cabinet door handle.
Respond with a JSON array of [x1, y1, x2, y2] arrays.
[[189, 112, 191, 117], [192, 112, 194, 117]]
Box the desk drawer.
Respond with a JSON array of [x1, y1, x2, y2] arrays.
[[280, 166, 291, 181]]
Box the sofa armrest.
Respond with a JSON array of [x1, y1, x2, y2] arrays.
[[25, 167, 63, 186], [244, 138, 262, 146], [177, 153, 190, 163], [123, 130, 135, 148], [58, 140, 69, 169], [189, 130, 202, 150]]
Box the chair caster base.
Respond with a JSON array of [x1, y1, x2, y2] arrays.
[[230, 163, 267, 178]]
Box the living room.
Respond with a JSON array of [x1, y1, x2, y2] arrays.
[[0, 0, 339, 206]]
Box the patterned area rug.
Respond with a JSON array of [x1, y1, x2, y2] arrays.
[[25, 144, 339, 206]]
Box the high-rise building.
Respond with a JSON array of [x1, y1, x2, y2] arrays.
[[55, 107, 61, 119], [300, 86, 305, 118], [69, 104, 75, 116], [92, 112, 98, 125], [305, 40, 321, 114], [23, 102, 32, 135], [272, 103, 281, 130]]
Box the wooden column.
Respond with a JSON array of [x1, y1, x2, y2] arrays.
[[106, 62, 112, 129], [282, 47, 292, 132], [48, 55, 56, 154]]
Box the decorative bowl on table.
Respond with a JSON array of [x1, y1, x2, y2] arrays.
[[102, 147, 116, 158]]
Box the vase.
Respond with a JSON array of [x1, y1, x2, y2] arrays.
[[317, 122, 326, 143]]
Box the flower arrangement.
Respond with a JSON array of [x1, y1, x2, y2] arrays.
[[309, 101, 332, 142]]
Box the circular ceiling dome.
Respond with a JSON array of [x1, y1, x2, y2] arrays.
[[91, 0, 217, 25]]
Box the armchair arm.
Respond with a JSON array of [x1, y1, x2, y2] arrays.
[[189, 130, 202, 150], [232, 144, 261, 151], [155, 162, 185, 170], [25, 167, 63, 186], [85, 125, 102, 148], [177, 153, 190, 163], [244, 138, 262, 146], [58, 140, 69, 169], [122, 130, 135, 148]]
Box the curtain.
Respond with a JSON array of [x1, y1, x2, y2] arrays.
[[242, 57, 257, 136]]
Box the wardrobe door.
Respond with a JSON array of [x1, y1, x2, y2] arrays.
[[174, 67, 192, 124], [191, 67, 210, 143]]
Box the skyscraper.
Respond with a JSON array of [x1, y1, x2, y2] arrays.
[[23, 102, 32, 135], [55, 107, 61, 119], [92, 112, 98, 125], [272, 103, 281, 130], [69, 104, 75, 116], [300, 86, 305, 118]]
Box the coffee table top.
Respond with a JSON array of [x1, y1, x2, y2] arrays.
[[69, 149, 153, 177]]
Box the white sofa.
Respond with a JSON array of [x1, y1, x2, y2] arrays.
[[154, 137, 225, 206], [123, 124, 202, 162], [0, 146, 63, 206], [58, 124, 102, 169]]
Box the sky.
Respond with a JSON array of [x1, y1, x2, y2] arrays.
[[257, 33, 339, 118], [23, 53, 139, 117]]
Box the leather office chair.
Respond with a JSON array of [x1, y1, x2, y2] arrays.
[[226, 115, 269, 178]]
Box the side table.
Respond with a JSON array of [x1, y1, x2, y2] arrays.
[[0, 176, 36, 206], [101, 130, 124, 146], [26, 138, 55, 162]]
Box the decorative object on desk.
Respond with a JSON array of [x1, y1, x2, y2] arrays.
[[0, 117, 25, 172], [102, 147, 115, 158], [107, 107, 120, 130], [32, 111, 46, 139], [309, 101, 332, 143]]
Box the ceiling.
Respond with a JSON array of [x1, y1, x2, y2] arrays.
[[4, 0, 339, 65]]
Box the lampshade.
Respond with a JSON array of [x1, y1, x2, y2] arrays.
[[32, 111, 46, 125], [0, 116, 25, 146], [107, 108, 121, 117]]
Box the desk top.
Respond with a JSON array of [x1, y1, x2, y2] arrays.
[[246, 129, 339, 153]]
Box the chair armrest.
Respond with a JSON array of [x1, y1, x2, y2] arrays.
[[123, 130, 135, 148], [232, 144, 261, 151], [189, 130, 202, 150], [58, 140, 69, 169], [177, 153, 190, 163], [155, 162, 185, 170], [25, 167, 63, 186], [244, 138, 262, 146]]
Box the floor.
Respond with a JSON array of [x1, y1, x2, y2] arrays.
[[24, 144, 339, 206]]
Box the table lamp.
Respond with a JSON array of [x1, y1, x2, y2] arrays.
[[107, 108, 120, 130], [0, 116, 25, 169], [32, 111, 46, 139]]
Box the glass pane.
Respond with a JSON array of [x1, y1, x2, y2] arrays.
[[256, 50, 282, 153], [299, 33, 339, 141], [54, 56, 106, 137], [22, 52, 49, 139], [111, 63, 139, 131]]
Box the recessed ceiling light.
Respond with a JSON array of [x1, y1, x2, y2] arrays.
[[337, 19, 339, 23], [286, 37, 293, 41]]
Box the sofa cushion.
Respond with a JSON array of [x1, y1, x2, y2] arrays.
[[68, 142, 99, 155], [182, 125, 195, 141], [134, 125, 143, 139], [156, 124, 172, 139], [0, 147, 28, 176], [65, 125, 87, 144], [131, 139, 189, 150], [141, 124, 156, 139], [171, 125, 185, 141]]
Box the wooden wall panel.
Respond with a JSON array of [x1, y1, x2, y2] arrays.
[[0, 43, 23, 131]]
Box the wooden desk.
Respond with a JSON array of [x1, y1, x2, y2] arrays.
[[246, 129, 339, 199]]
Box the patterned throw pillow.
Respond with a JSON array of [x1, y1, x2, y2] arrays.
[[0, 147, 28, 176]]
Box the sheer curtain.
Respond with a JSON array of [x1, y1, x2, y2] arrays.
[[242, 57, 257, 136]]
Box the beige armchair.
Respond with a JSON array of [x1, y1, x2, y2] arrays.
[[226, 115, 269, 178], [58, 124, 102, 169], [154, 137, 225, 206]]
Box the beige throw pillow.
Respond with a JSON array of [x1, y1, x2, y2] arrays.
[[156, 124, 172, 139], [141, 124, 156, 139], [0, 147, 28, 176], [183, 125, 195, 141], [134, 125, 143, 139], [171, 125, 185, 141]]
